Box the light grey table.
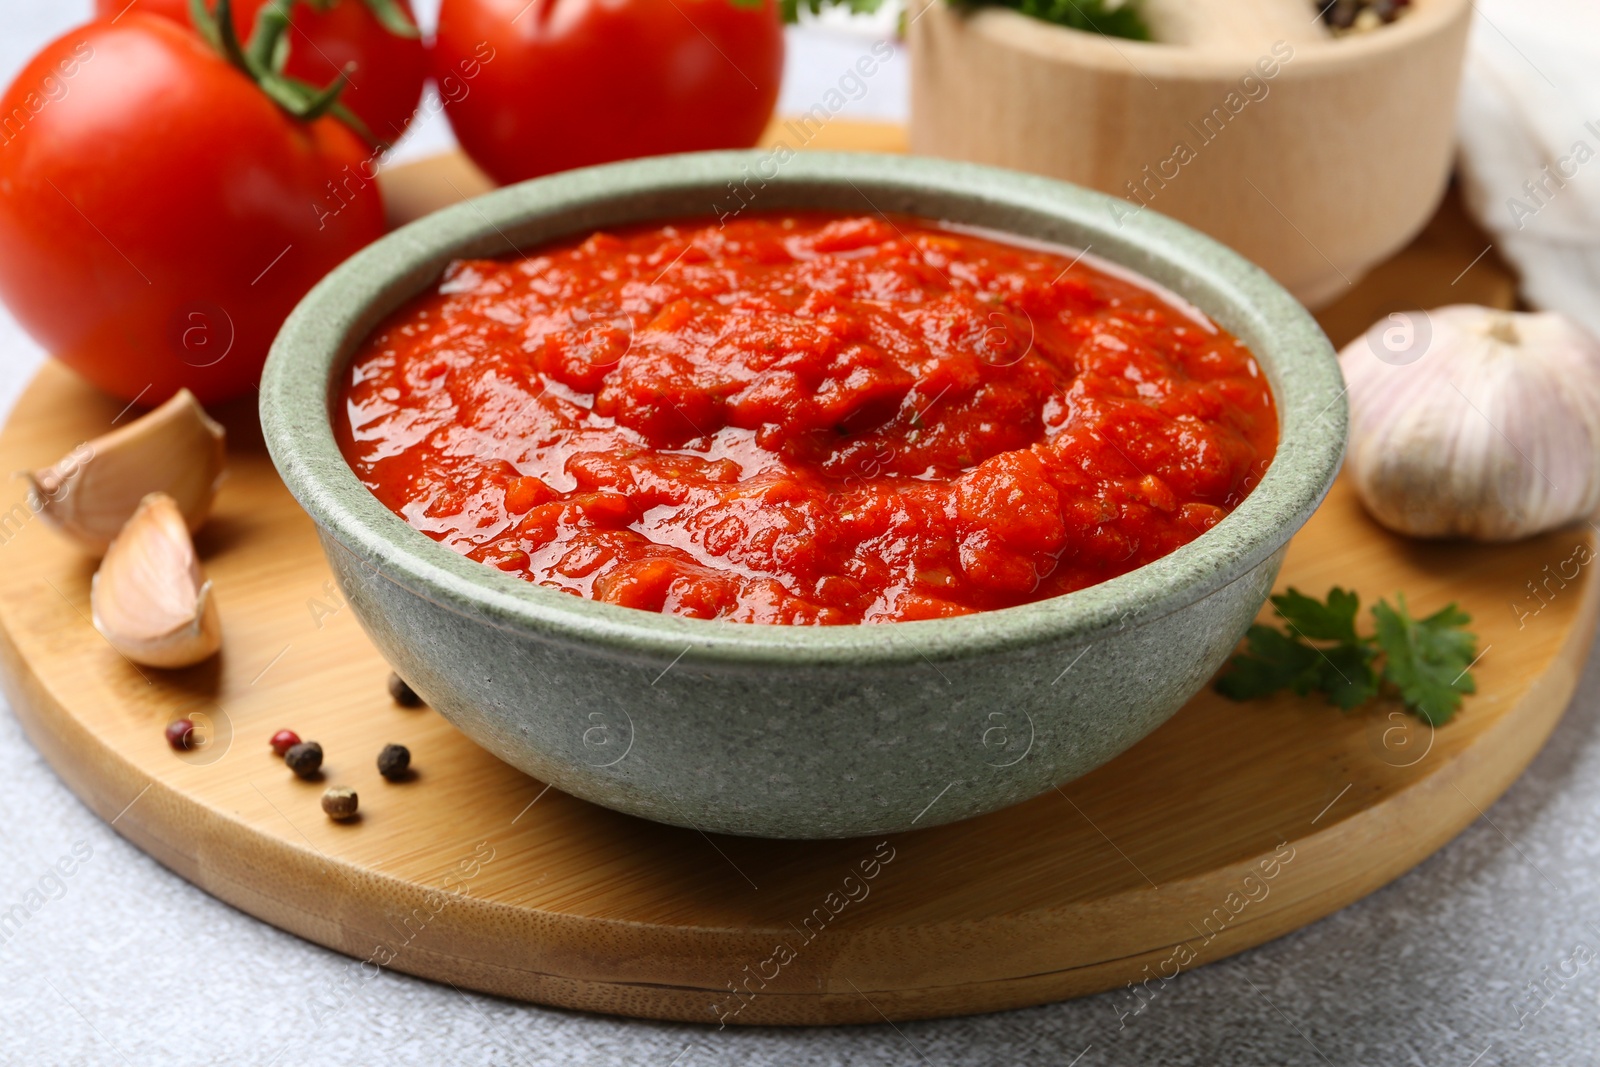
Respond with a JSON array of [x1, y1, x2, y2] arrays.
[[2, 4, 1598, 1065]]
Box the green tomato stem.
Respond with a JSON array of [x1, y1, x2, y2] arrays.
[[184, 0, 389, 150], [360, 0, 421, 38]]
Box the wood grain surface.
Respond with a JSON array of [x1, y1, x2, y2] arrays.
[[0, 123, 1579, 1027]]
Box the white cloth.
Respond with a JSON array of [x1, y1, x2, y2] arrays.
[[1458, 0, 1600, 335]]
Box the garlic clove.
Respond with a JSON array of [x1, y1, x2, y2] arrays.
[[91, 493, 221, 669], [1340, 305, 1600, 542], [26, 388, 226, 554]]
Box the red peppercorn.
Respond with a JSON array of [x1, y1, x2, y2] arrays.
[[270, 729, 301, 757], [165, 719, 195, 751]]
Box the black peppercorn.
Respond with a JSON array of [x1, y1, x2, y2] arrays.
[[377, 743, 411, 782], [387, 672, 422, 708], [1318, 0, 1411, 32], [284, 741, 323, 779]]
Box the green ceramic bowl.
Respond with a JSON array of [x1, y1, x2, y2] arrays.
[[261, 151, 1345, 839]]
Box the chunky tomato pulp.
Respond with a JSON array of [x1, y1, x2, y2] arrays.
[[338, 214, 1278, 625]]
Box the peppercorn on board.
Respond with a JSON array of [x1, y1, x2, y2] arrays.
[[0, 124, 1574, 1027]]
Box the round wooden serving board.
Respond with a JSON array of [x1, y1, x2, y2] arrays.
[[5, 367, 1593, 1027], [0, 129, 1589, 1026]]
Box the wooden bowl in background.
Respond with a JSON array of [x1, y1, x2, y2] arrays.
[[909, 0, 1473, 307]]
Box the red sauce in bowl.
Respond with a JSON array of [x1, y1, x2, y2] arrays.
[[337, 213, 1278, 625]]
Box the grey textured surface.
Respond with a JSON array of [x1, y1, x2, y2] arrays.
[[3, 2, 1600, 1064]]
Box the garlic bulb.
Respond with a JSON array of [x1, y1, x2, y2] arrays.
[[91, 493, 221, 669], [1339, 305, 1600, 541], [26, 388, 225, 554]]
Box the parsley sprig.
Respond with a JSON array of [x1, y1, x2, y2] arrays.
[[777, 0, 887, 20], [773, 0, 1152, 41], [952, 0, 1151, 39], [1215, 587, 1478, 726]]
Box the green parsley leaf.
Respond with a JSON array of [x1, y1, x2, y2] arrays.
[[1271, 586, 1362, 644], [1372, 594, 1477, 726], [1214, 624, 1322, 701], [1215, 586, 1477, 724], [1307, 641, 1382, 710], [1214, 615, 1378, 710]]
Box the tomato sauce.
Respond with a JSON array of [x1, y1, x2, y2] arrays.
[[337, 213, 1278, 625]]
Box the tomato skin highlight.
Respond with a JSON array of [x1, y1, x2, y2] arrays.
[[93, 0, 427, 141], [432, 0, 785, 185], [338, 214, 1280, 625], [0, 16, 386, 404]]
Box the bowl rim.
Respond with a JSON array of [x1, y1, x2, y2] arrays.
[[260, 150, 1346, 668]]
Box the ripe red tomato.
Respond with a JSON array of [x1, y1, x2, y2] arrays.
[[0, 16, 385, 403], [93, 0, 426, 143], [433, 0, 785, 185]]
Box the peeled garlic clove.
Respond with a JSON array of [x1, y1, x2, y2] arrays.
[[26, 388, 225, 554], [91, 493, 221, 669], [1339, 305, 1600, 542]]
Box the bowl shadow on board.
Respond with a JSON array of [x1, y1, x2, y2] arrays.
[[502, 762, 1155, 923], [192, 515, 253, 569], [1345, 497, 1498, 583]]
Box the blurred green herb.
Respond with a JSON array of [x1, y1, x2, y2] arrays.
[[950, 0, 1150, 39], [1215, 587, 1478, 725], [776, 0, 887, 21], [772, 0, 1148, 40]]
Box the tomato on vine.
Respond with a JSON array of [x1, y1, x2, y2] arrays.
[[93, 0, 426, 142], [0, 2, 386, 403]]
